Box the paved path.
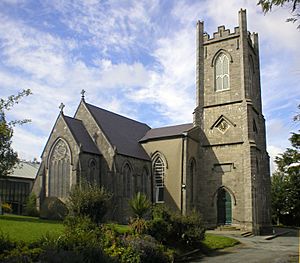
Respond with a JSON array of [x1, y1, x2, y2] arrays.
[[192, 228, 299, 263]]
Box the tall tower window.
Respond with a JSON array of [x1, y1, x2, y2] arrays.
[[153, 156, 165, 203], [215, 53, 230, 91]]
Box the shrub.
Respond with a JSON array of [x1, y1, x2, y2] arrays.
[[0, 231, 15, 254], [129, 217, 148, 235], [122, 235, 173, 263], [40, 197, 68, 220], [148, 206, 205, 248], [129, 192, 151, 219], [1, 203, 12, 213], [39, 216, 110, 263], [24, 193, 39, 217], [147, 217, 173, 244], [172, 210, 205, 247], [67, 182, 112, 224], [100, 224, 139, 262]]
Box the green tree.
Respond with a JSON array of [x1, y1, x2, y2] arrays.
[[272, 132, 300, 226], [0, 89, 32, 177], [0, 89, 31, 215], [258, 0, 300, 28]]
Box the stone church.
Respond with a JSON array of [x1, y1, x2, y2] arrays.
[[33, 9, 272, 234]]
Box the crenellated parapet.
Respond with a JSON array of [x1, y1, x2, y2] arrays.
[[203, 25, 240, 43]]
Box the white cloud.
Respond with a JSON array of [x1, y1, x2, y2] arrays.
[[0, 0, 299, 174]]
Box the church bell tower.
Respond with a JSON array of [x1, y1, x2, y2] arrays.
[[194, 9, 272, 234]]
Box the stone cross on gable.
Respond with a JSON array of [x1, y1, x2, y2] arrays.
[[59, 102, 65, 113], [81, 89, 86, 100]]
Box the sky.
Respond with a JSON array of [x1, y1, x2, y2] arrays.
[[0, 0, 299, 172]]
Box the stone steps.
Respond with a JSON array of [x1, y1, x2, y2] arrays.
[[217, 225, 241, 231]]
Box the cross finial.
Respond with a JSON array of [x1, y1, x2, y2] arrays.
[[81, 89, 86, 100], [59, 102, 65, 113]]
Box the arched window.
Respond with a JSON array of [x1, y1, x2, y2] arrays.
[[153, 156, 165, 203], [141, 167, 149, 195], [215, 53, 230, 91], [87, 159, 97, 184], [49, 139, 71, 199], [122, 163, 132, 198], [190, 159, 196, 204]]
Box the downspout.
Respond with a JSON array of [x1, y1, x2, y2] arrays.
[[181, 133, 188, 215]]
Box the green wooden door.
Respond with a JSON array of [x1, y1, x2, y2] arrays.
[[217, 188, 232, 225]]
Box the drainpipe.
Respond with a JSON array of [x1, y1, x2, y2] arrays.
[[181, 132, 188, 215]]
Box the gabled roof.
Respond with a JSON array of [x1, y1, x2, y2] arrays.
[[140, 123, 194, 142], [64, 115, 100, 155], [85, 103, 151, 160], [8, 161, 39, 180]]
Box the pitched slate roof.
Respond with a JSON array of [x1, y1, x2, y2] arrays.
[[85, 103, 151, 160], [64, 115, 100, 155], [9, 161, 39, 180], [140, 123, 193, 142]]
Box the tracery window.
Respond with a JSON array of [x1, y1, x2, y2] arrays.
[[153, 156, 165, 203], [49, 139, 71, 198], [215, 53, 230, 91]]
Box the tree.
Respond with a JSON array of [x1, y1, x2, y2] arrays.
[[258, 0, 300, 28], [0, 89, 31, 177], [271, 132, 300, 226], [0, 89, 31, 215]]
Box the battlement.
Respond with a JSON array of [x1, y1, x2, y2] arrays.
[[203, 25, 240, 42]]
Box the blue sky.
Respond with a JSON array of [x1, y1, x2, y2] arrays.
[[0, 0, 299, 172]]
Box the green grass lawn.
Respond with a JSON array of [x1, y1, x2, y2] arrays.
[[0, 214, 64, 243], [202, 233, 240, 250], [0, 214, 239, 254]]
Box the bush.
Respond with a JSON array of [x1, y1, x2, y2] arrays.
[[39, 216, 110, 263], [172, 210, 205, 247], [24, 193, 39, 217], [40, 197, 68, 220], [148, 206, 205, 248], [129, 217, 148, 235], [122, 235, 173, 263], [0, 231, 15, 254], [67, 182, 111, 224], [1, 203, 12, 213], [129, 192, 151, 219]]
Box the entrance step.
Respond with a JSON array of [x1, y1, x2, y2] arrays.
[[217, 225, 240, 231], [241, 231, 254, 237]]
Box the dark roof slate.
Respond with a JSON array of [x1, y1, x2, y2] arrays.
[[64, 115, 100, 155], [85, 103, 151, 160], [140, 123, 193, 142]]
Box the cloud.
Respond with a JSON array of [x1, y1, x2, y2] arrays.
[[0, 0, 299, 174]]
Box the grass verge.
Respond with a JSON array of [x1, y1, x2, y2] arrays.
[[0, 214, 63, 243], [202, 233, 240, 250]]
